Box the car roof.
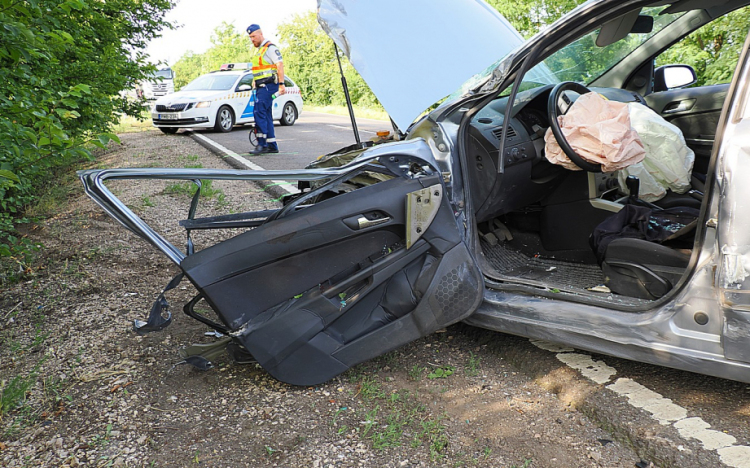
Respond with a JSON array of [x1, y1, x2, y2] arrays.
[[208, 69, 248, 76]]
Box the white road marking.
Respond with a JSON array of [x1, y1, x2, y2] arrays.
[[556, 353, 616, 385], [327, 124, 376, 134], [719, 446, 750, 467], [607, 378, 687, 424], [674, 418, 737, 450], [188, 131, 299, 196], [530, 339, 750, 468]]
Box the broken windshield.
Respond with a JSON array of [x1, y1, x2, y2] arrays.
[[459, 6, 685, 97], [530, 7, 684, 87]]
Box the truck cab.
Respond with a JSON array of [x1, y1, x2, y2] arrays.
[[139, 67, 175, 100]]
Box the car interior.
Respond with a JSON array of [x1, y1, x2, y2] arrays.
[[466, 0, 748, 303]]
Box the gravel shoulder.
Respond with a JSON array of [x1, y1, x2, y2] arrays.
[[0, 130, 648, 467]]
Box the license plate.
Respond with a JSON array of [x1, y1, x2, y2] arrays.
[[158, 113, 178, 120]]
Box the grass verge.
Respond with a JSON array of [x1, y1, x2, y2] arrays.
[[111, 108, 153, 134], [336, 366, 451, 461]]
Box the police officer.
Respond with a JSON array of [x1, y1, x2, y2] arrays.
[[247, 24, 285, 154]]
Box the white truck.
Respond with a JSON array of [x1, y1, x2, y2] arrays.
[[138, 67, 175, 100]]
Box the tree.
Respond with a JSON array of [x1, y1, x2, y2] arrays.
[[277, 11, 378, 108], [0, 0, 174, 269], [485, 0, 586, 38], [657, 7, 750, 86], [172, 22, 252, 90]]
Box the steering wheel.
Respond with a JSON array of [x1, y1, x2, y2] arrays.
[[546, 81, 602, 172]]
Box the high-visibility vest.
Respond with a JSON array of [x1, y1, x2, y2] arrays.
[[251, 42, 278, 81]]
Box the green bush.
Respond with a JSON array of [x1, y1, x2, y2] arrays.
[[0, 0, 175, 276]]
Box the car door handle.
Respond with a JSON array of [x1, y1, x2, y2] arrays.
[[343, 212, 391, 230], [357, 216, 390, 229], [662, 99, 696, 114]]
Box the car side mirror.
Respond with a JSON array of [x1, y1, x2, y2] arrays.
[[238, 84, 252, 92], [654, 65, 697, 92]]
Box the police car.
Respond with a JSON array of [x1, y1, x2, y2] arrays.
[[151, 63, 303, 134]]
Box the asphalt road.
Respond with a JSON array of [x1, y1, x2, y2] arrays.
[[189, 111, 750, 468], [189, 111, 394, 171]]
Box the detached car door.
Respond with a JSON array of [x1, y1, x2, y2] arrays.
[[179, 158, 483, 386]]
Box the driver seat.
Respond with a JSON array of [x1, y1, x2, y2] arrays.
[[601, 238, 690, 300], [592, 204, 699, 300]]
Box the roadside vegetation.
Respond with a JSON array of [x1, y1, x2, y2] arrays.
[[0, 0, 175, 284]]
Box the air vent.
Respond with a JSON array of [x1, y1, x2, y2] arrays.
[[491, 126, 517, 140]]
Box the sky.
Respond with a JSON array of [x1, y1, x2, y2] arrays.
[[145, 0, 317, 66]]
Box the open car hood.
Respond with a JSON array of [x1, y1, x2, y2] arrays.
[[317, 0, 525, 131]]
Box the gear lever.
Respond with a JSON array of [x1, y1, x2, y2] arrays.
[[626, 175, 640, 204], [625, 175, 662, 210]]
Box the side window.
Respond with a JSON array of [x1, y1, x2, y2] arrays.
[[237, 74, 254, 90], [284, 78, 294, 88], [656, 6, 750, 87]]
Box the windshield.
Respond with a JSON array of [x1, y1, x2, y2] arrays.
[[155, 69, 173, 79], [182, 74, 238, 91], [458, 6, 685, 96], [526, 7, 684, 88]]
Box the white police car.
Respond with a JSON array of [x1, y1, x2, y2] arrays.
[[151, 63, 303, 134]]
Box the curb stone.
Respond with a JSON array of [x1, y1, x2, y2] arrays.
[[187, 130, 299, 203]]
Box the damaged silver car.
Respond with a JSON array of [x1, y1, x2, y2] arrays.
[[81, 0, 750, 385]]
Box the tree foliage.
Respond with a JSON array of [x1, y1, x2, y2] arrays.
[[277, 11, 378, 108], [172, 22, 253, 90], [657, 7, 750, 86], [485, 0, 585, 38], [0, 0, 174, 264], [488, 0, 748, 87]]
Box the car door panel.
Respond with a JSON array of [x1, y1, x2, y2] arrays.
[[181, 173, 483, 385], [645, 84, 729, 173], [233, 73, 255, 123]]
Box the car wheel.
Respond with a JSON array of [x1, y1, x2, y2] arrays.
[[279, 102, 297, 126], [214, 106, 235, 132], [248, 127, 259, 148], [159, 127, 178, 134]]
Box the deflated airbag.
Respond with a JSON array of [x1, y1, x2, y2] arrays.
[[617, 103, 696, 201], [544, 92, 645, 172]]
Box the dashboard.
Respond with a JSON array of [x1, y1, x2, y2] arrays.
[[466, 84, 646, 222]]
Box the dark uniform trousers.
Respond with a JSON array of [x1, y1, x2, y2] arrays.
[[254, 82, 279, 151]]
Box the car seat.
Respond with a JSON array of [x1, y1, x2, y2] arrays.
[[591, 204, 699, 300], [601, 238, 691, 299]]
